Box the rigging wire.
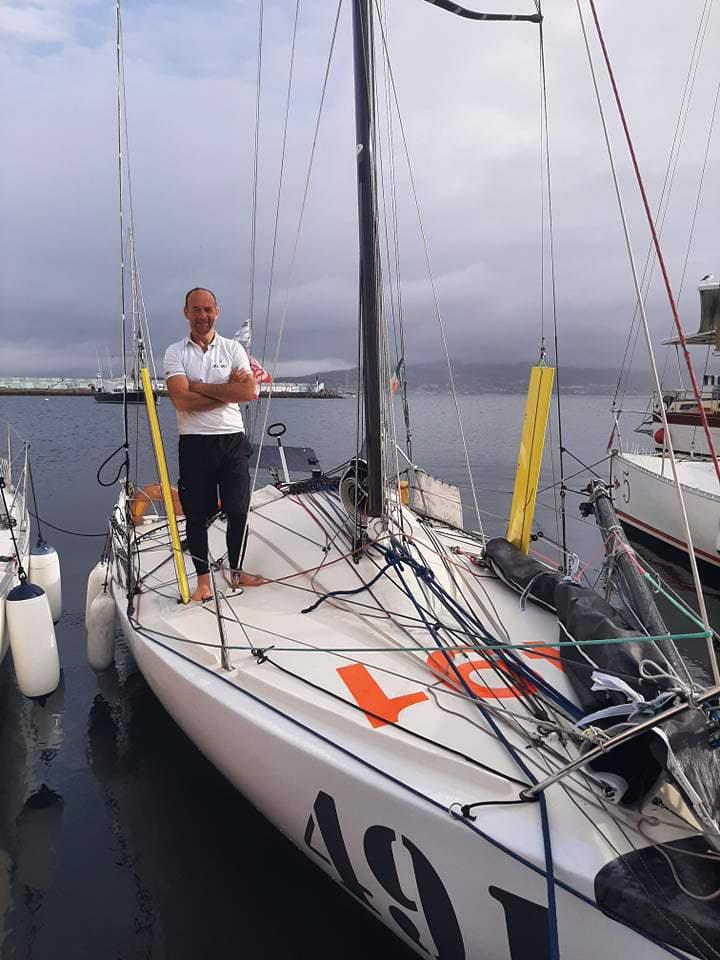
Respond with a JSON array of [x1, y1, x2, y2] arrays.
[[537, 2, 568, 568], [679, 59, 720, 455], [114, 0, 133, 605], [27, 512, 107, 538], [677, 60, 720, 302], [0, 477, 27, 582], [248, 0, 345, 504], [613, 0, 715, 418], [376, 0, 412, 461], [575, 0, 718, 684], [611, 0, 714, 416], [252, 0, 301, 443], [247, 0, 264, 345], [536, 0, 561, 543], [27, 462, 45, 546], [115, 0, 129, 469], [372, 8, 485, 537], [586, 0, 720, 486]]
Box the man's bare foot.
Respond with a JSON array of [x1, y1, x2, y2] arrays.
[[191, 574, 213, 602], [230, 570, 267, 588]]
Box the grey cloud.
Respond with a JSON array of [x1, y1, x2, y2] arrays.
[[1, 0, 718, 382]]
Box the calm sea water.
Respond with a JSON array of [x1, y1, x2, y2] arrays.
[[0, 392, 717, 959]]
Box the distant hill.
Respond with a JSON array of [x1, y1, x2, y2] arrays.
[[290, 362, 650, 396]]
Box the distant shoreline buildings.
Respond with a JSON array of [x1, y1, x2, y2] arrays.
[[0, 376, 340, 399]]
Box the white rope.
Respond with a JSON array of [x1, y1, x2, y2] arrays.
[[249, 0, 345, 501], [372, 2, 484, 538], [576, 0, 718, 685], [252, 0, 301, 444], [247, 0, 264, 341], [371, 2, 406, 529], [115, 0, 128, 440], [638, 820, 720, 904], [615, 0, 714, 410]]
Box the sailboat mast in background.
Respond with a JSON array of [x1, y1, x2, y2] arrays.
[[352, 0, 385, 519]]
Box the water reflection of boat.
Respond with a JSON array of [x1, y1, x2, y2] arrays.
[[0, 667, 64, 947], [87, 663, 416, 958]]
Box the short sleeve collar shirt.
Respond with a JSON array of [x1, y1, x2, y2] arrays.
[[164, 333, 251, 435]]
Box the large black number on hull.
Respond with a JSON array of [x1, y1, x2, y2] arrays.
[[304, 791, 379, 912], [489, 886, 550, 960], [365, 825, 465, 959], [305, 791, 465, 958]]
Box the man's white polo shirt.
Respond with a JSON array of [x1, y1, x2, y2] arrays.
[[164, 333, 251, 436]]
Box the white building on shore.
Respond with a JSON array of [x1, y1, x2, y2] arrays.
[[0, 376, 332, 397]]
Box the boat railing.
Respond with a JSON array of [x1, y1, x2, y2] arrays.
[[654, 385, 720, 409], [0, 426, 30, 530]]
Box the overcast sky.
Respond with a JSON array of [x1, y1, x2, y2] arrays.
[[1, 0, 718, 380]]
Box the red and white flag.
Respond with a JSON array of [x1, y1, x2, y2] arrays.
[[249, 356, 272, 397]]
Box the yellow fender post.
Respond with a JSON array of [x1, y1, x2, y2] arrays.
[[507, 365, 555, 554], [140, 366, 191, 603]]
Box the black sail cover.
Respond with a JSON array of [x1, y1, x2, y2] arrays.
[[484, 537, 720, 956]]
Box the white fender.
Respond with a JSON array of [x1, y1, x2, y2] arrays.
[[29, 544, 62, 623], [86, 590, 116, 672], [6, 581, 61, 698], [85, 561, 108, 625]]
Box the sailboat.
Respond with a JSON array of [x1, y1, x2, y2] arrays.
[[607, 2, 720, 576], [0, 436, 31, 672], [88, 3, 720, 957], [612, 279, 720, 570], [1, 427, 62, 698], [93, 377, 159, 404], [93, 232, 162, 405]]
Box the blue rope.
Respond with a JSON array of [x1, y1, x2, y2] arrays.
[[299, 533, 576, 957], [387, 542, 561, 958], [377, 539, 582, 720], [300, 559, 397, 613]]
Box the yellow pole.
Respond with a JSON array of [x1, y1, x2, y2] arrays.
[[507, 365, 555, 554], [139, 366, 191, 603]]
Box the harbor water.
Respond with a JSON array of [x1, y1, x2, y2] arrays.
[[0, 393, 717, 958]]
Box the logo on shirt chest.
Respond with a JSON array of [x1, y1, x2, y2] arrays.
[[211, 360, 229, 369]]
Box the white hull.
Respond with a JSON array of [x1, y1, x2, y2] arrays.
[[108, 485, 703, 959], [118, 604, 691, 960], [663, 422, 720, 459], [0, 472, 30, 668], [613, 452, 720, 568]]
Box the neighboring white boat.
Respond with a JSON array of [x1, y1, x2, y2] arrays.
[[0, 447, 30, 669], [612, 280, 720, 571], [654, 279, 720, 459], [91, 3, 720, 958], [0, 430, 62, 697], [612, 451, 720, 568]]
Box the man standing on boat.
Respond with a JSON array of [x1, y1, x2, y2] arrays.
[[164, 287, 264, 601]]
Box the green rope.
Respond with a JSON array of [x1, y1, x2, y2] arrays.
[[643, 571, 713, 634]]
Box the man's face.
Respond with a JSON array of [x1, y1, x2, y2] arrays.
[[184, 290, 218, 341]]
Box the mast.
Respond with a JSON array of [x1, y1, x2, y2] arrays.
[[352, 0, 384, 519]]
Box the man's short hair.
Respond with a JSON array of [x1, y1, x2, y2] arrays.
[[184, 287, 217, 308]]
